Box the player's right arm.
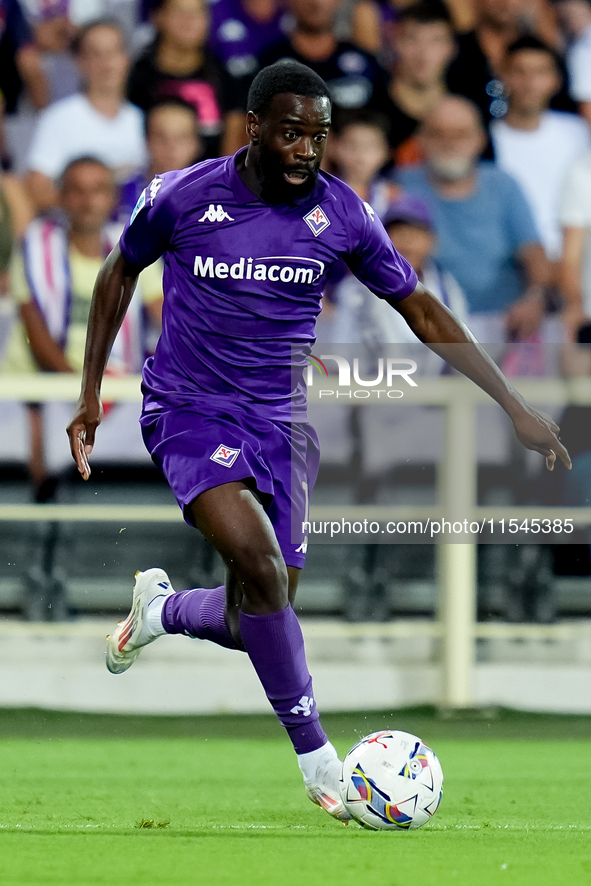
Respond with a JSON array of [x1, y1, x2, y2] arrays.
[[66, 246, 143, 479], [67, 173, 176, 479]]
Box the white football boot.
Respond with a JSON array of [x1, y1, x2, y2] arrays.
[[300, 744, 351, 823], [106, 568, 173, 674]]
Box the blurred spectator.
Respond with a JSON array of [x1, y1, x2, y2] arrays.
[[23, 0, 143, 34], [558, 323, 591, 584], [385, 0, 456, 166], [3, 157, 160, 493], [329, 112, 398, 212], [560, 148, 591, 333], [447, 0, 564, 128], [351, 0, 475, 59], [0, 168, 33, 362], [331, 193, 466, 348], [23, 1, 80, 105], [0, 0, 49, 115], [118, 95, 202, 221], [6, 157, 155, 377], [118, 96, 202, 337], [127, 0, 246, 158], [24, 18, 147, 213], [208, 0, 288, 84], [555, 0, 591, 128], [492, 36, 590, 279], [397, 95, 549, 343], [260, 0, 393, 121]]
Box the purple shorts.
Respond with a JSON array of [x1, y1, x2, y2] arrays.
[[140, 405, 320, 568]]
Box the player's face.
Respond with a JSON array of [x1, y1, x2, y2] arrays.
[[253, 93, 331, 203]]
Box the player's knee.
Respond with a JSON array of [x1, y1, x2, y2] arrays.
[[231, 547, 288, 611]]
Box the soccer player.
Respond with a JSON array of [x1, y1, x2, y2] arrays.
[[67, 61, 570, 823]]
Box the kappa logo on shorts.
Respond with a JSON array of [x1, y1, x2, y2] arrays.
[[210, 444, 240, 467], [303, 205, 330, 237]]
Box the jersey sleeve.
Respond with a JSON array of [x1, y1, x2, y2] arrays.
[[343, 198, 418, 300], [119, 173, 178, 269]]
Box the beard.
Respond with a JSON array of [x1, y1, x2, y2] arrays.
[[255, 142, 320, 204], [428, 155, 475, 181]]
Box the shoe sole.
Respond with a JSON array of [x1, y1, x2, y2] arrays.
[[105, 569, 169, 675], [306, 786, 351, 823]]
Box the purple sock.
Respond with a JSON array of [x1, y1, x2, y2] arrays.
[[239, 605, 327, 754], [162, 586, 237, 650]]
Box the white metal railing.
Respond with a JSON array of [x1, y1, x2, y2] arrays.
[[1, 372, 591, 708]]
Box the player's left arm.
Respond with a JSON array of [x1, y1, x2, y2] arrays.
[[390, 282, 571, 472]]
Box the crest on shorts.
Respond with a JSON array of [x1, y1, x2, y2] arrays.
[[303, 205, 330, 237], [210, 444, 240, 467]]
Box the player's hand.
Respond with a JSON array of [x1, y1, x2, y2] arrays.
[[510, 403, 571, 472], [66, 393, 103, 480]]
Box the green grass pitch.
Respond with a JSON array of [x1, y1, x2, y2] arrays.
[[1, 707, 590, 886]]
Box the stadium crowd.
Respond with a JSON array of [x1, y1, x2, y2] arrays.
[[2, 0, 591, 621]]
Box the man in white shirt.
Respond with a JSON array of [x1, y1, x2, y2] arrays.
[[555, 0, 591, 127], [560, 151, 591, 334], [25, 17, 147, 212], [492, 35, 590, 281]]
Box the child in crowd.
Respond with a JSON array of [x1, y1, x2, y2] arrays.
[[328, 112, 400, 216]]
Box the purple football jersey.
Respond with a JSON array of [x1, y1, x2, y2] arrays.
[[119, 149, 417, 420]]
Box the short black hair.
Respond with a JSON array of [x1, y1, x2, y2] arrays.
[[247, 61, 331, 117], [59, 156, 114, 188], [144, 96, 199, 137], [398, 0, 452, 27], [505, 35, 562, 71], [332, 108, 391, 143]]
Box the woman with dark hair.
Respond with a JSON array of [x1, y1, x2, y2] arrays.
[[128, 0, 247, 157]]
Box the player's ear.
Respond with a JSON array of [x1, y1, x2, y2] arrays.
[[246, 111, 260, 144]]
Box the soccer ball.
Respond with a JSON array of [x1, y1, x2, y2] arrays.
[[339, 730, 443, 830]]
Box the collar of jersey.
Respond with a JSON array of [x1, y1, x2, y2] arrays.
[[228, 147, 321, 208]]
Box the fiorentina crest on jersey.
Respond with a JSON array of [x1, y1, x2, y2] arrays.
[[303, 205, 330, 237], [210, 444, 240, 467]]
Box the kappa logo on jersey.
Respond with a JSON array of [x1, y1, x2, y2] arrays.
[[199, 204, 235, 223], [129, 189, 146, 225], [363, 201, 375, 222], [210, 444, 240, 467], [303, 205, 331, 237], [149, 177, 163, 204], [290, 695, 315, 717]]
